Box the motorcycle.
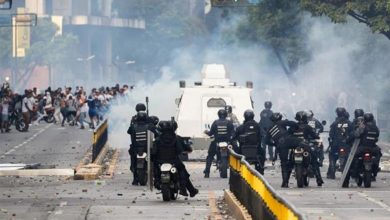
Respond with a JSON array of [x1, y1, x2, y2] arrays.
[[136, 147, 148, 186], [355, 150, 375, 188], [9, 109, 26, 132], [216, 141, 230, 178], [337, 146, 349, 172], [159, 163, 179, 201], [41, 107, 55, 123], [290, 145, 312, 188]]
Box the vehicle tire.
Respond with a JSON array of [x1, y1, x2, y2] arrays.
[[138, 169, 147, 186], [220, 158, 228, 178], [161, 184, 171, 201], [45, 115, 55, 123], [16, 119, 26, 132], [363, 171, 371, 188], [296, 165, 304, 188]]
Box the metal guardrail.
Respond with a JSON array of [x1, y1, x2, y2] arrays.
[[92, 119, 108, 162], [229, 149, 305, 220]]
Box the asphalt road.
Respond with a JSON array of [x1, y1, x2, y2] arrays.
[[2, 123, 390, 220], [0, 123, 229, 220], [263, 155, 390, 220]]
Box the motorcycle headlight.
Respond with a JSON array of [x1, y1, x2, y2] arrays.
[[170, 167, 177, 173]]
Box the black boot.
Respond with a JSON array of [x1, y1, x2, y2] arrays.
[[179, 184, 189, 197], [132, 173, 139, 186], [281, 171, 289, 188], [204, 160, 212, 178], [315, 167, 324, 186], [186, 180, 199, 197]]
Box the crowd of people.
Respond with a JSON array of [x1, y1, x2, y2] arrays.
[[0, 81, 133, 133]]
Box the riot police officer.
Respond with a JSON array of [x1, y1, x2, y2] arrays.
[[327, 107, 352, 179], [352, 109, 364, 127], [152, 120, 198, 197], [290, 111, 324, 186], [266, 112, 311, 187], [203, 109, 234, 178], [234, 110, 264, 174], [342, 113, 381, 187], [306, 110, 324, 135], [127, 110, 155, 185], [259, 101, 274, 160], [225, 105, 240, 128]]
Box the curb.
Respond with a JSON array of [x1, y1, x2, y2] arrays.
[[208, 191, 223, 220], [103, 148, 119, 179], [223, 190, 252, 220], [74, 145, 109, 180]]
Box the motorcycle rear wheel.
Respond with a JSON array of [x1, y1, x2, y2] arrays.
[[161, 184, 171, 201], [363, 171, 371, 188], [219, 158, 228, 178], [295, 165, 304, 188]]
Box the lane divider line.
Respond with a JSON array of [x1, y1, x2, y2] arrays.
[[1, 124, 52, 157], [357, 192, 390, 213]]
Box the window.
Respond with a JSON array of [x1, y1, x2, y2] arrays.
[[207, 98, 226, 108]]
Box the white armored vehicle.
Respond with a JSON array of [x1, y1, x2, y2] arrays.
[[175, 64, 254, 149]]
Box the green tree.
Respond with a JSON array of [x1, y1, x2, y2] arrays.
[[301, 0, 390, 40], [233, 0, 309, 78]]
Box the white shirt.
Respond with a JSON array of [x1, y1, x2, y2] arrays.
[[22, 97, 33, 113]]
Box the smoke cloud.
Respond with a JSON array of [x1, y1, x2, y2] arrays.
[[104, 10, 390, 148]]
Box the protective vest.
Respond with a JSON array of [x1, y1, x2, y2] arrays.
[[215, 120, 231, 142], [292, 124, 305, 140], [360, 123, 379, 147], [155, 134, 178, 162], [239, 121, 260, 162], [133, 123, 149, 149], [240, 120, 260, 145]]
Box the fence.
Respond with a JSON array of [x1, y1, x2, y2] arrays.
[[229, 149, 305, 220], [92, 119, 108, 162]]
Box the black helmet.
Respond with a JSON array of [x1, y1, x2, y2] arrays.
[[135, 103, 146, 112], [264, 101, 272, 109], [243, 110, 255, 121], [354, 109, 364, 119], [270, 112, 282, 122], [306, 110, 314, 119], [225, 105, 232, 114], [218, 109, 228, 119], [335, 107, 346, 117], [295, 111, 308, 123], [149, 116, 159, 126], [363, 113, 374, 122], [345, 111, 350, 120], [158, 120, 176, 132], [136, 111, 148, 121]]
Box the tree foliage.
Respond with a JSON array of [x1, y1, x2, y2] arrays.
[[234, 0, 309, 77], [301, 0, 390, 39]]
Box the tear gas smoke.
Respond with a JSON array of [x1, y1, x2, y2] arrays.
[[105, 13, 390, 148]]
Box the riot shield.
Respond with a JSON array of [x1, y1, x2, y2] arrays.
[[339, 138, 360, 187], [147, 130, 154, 191]]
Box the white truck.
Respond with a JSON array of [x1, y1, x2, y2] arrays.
[[175, 64, 254, 150]]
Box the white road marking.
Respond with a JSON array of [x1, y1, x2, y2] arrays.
[[357, 192, 390, 213], [1, 124, 52, 157]]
